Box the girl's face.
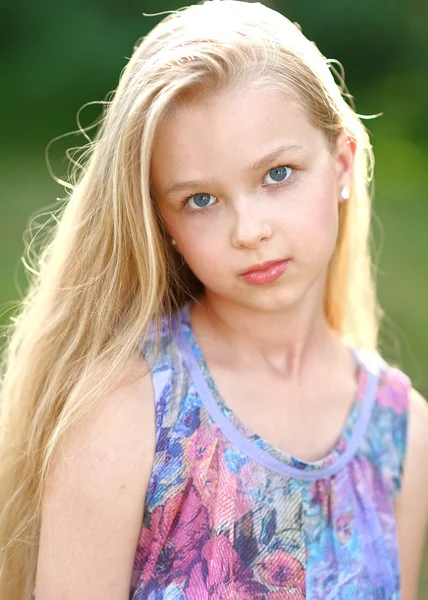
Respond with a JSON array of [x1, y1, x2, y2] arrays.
[[150, 85, 354, 313]]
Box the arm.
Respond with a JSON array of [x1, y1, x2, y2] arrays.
[[395, 387, 428, 600], [35, 354, 156, 600]]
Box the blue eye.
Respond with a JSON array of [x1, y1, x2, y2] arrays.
[[264, 166, 292, 185], [186, 193, 216, 210], [181, 164, 296, 214]]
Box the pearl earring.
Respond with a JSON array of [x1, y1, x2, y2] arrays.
[[340, 185, 350, 200], [171, 237, 177, 247]]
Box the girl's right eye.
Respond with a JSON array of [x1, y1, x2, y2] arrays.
[[182, 192, 216, 212]]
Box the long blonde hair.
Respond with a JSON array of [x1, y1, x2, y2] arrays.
[[0, 1, 382, 597]]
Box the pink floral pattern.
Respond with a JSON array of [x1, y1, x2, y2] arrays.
[[127, 304, 411, 599]]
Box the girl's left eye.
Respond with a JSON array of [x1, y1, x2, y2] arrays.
[[263, 165, 294, 186]]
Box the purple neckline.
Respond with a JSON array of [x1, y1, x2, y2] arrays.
[[174, 302, 380, 481]]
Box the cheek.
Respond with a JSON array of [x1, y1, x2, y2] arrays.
[[180, 237, 229, 292], [157, 201, 223, 273], [289, 184, 339, 257], [314, 192, 339, 239], [174, 220, 224, 273]]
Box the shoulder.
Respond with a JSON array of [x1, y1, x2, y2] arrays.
[[58, 352, 157, 498], [397, 385, 428, 509], [398, 386, 428, 504], [407, 386, 428, 455], [395, 386, 428, 600], [59, 353, 156, 465], [36, 353, 156, 598], [404, 386, 428, 463], [48, 351, 156, 480]]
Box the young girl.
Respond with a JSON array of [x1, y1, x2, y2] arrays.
[[1, 1, 427, 599]]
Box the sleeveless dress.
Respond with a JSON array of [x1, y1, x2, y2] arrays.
[[129, 301, 411, 600], [29, 301, 410, 600]]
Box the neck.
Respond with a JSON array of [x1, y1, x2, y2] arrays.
[[190, 287, 343, 383]]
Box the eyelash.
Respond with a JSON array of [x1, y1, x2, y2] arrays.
[[180, 164, 299, 215]]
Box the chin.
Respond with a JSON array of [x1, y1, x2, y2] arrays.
[[228, 288, 300, 314], [237, 274, 323, 314]]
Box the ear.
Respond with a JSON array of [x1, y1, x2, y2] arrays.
[[334, 128, 356, 203]]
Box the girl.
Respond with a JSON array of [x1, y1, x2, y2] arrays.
[[0, 1, 427, 599]]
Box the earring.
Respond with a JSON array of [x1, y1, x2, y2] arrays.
[[340, 185, 350, 200], [171, 237, 177, 247]]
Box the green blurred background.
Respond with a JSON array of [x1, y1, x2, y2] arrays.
[[1, 0, 427, 594]]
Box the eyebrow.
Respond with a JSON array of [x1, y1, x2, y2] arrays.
[[164, 144, 305, 195]]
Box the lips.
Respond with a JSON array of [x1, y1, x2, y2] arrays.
[[239, 259, 291, 285], [240, 259, 288, 275]]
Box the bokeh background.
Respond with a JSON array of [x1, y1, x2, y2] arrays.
[[1, 0, 427, 594]]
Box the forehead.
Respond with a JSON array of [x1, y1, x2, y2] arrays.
[[150, 86, 327, 177]]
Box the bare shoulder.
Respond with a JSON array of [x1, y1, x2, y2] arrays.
[[395, 386, 428, 600], [407, 387, 428, 458], [35, 353, 156, 600], [402, 387, 428, 495]]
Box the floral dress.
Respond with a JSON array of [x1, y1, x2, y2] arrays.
[[129, 301, 410, 599]]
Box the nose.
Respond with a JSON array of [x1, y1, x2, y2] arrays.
[[230, 203, 273, 249]]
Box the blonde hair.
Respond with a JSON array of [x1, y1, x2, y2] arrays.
[[0, 1, 382, 597]]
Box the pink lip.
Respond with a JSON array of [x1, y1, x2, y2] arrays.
[[240, 259, 290, 285], [241, 259, 286, 275]]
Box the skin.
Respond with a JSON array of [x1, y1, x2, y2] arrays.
[[151, 85, 354, 378]]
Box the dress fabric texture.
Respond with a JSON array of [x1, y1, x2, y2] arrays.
[[129, 301, 411, 600]]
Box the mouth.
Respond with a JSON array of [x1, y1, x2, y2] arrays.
[[240, 259, 290, 275], [239, 259, 291, 286]]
